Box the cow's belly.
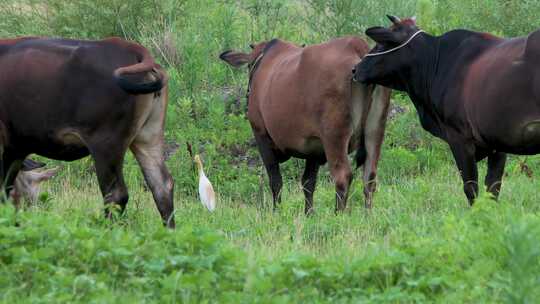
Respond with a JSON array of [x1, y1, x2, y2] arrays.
[[259, 102, 360, 159], [472, 93, 540, 154], [17, 129, 90, 161], [268, 127, 359, 160], [270, 132, 324, 159], [282, 136, 326, 159], [35, 145, 90, 161], [275, 134, 359, 160], [479, 117, 540, 155]]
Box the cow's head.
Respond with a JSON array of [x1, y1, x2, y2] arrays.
[[11, 163, 59, 206], [354, 15, 423, 89], [219, 41, 269, 69]]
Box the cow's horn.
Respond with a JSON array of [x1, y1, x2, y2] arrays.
[[387, 15, 401, 24]]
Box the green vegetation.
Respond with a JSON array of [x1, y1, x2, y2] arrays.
[[1, 0, 540, 302]]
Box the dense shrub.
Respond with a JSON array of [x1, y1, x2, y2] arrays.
[[2, 198, 540, 302]]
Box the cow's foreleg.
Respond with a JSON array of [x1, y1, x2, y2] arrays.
[[3, 157, 23, 206], [449, 140, 478, 205], [302, 158, 320, 215], [485, 152, 507, 199], [91, 149, 129, 220]]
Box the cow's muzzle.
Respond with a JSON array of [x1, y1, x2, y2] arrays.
[[352, 65, 368, 83], [352, 66, 363, 82]]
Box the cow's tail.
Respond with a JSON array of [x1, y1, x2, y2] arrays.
[[350, 77, 368, 169], [354, 133, 367, 169], [113, 41, 168, 95], [21, 159, 46, 172]]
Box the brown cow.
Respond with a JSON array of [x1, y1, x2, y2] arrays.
[[220, 37, 391, 213], [0, 37, 175, 227]]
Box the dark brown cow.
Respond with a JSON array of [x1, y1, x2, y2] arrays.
[[0, 37, 174, 227], [354, 15, 540, 204], [220, 37, 391, 213]]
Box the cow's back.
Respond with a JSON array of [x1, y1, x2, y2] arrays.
[[0, 38, 141, 159], [251, 37, 369, 156]]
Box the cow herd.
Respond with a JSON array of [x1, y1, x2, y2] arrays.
[[2, 15, 540, 227]]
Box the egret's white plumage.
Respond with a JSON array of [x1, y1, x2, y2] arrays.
[[194, 155, 216, 212]]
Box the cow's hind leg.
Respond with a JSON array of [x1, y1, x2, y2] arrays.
[[90, 145, 129, 220], [485, 152, 507, 199], [131, 138, 174, 228], [253, 133, 284, 210], [128, 90, 174, 228], [302, 158, 320, 215]]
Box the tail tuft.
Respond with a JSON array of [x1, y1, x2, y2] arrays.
[[21, 159, 46, 171], [354, 133, 367, 169], [355, 147, 367, 169]]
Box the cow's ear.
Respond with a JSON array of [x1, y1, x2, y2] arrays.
[[365, 27, 401, 44], [21, 159, 46, 171], [219, 50, 251, 68], [30, 167, 58, 182]]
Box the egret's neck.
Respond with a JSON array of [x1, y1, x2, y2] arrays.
[[196, 161, 204, 176]]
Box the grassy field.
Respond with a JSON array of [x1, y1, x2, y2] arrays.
[[2, 0, 540, 302]]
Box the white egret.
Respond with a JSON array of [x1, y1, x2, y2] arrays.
[[194, 154, 216, 212]]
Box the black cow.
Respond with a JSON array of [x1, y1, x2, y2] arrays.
[[355, 15, 540, 204], [0, 37, 175, 227]]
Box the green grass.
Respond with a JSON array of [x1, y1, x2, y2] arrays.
[[3, 156, 540, 302], [2, 0, 540, 302]]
